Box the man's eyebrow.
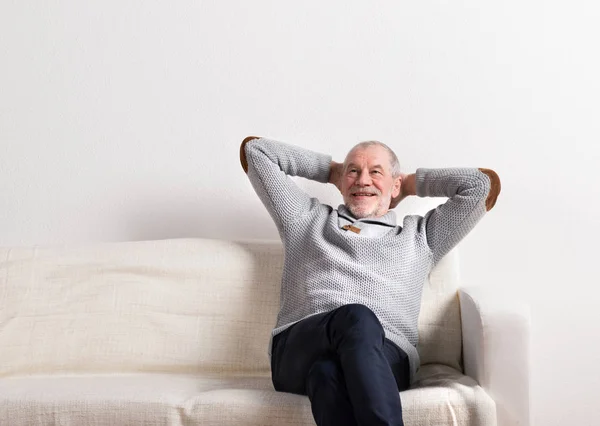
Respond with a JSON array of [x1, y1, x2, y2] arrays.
[[347, 163, 385, 169]]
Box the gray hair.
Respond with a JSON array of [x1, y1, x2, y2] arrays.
[[345, 140, 401, 178]]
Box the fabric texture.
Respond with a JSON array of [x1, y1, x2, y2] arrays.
[[243, 137, 493, 381], [0, 368, 495, 426], [0, 239, 283, 377]]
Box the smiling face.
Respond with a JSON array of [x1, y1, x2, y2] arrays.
[[342, 144, 402, 219]]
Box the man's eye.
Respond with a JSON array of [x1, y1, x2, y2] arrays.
[[372, 170, 381, 174]]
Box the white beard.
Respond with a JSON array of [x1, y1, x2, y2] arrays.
[[346, 193, 392, 219]]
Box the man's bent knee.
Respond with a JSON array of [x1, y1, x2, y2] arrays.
[[335, 303, 382, 326], [330, 304, 384, 342]]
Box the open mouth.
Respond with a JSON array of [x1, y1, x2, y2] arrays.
[[352, 193, 377, 199]]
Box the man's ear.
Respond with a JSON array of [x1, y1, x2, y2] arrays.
[[391, 176, 402, 198]]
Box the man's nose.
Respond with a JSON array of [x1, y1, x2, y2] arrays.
[[357, 170, 372, 185]]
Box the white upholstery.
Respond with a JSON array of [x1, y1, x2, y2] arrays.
[[459, 287, 532, 426], [0, 239, 283, 376], [0, 238, 529, 425], [417, 248, 463, 372], [0, 367, 495, 426]]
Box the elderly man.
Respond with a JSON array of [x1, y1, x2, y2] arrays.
[[240, 136, 500, 426]]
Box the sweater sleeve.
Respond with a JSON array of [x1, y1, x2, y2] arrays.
[[240, 137, 332, 232], [415, 167, 501, 266]]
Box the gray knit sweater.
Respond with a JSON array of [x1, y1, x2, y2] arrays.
[[241, 137, 499, 382]]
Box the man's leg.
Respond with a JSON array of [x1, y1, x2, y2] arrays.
[[328, 304, 404, 426], [306, 356, 358, 426], [383, 338, 411, 393], [270, 310, 337, 395], [271, 304, 405, 426]]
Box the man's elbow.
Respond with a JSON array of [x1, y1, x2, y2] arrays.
[[478, 168, 501, 211], [240, 136, 261, 174]]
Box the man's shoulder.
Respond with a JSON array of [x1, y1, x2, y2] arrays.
[[281, 200, 333, 229]]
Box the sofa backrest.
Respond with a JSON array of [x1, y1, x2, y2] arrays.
[[0, 238, 462, 377]]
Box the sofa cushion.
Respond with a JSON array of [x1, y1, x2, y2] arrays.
[[0, 239, 283, 376], [0, 366, 495, 425]]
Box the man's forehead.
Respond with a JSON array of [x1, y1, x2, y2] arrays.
[[345, 146, 391, 165]]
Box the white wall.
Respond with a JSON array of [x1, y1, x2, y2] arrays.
[[1, 1, 599, 424]]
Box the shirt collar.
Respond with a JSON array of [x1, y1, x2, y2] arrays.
[[337, 204, 397, 227]]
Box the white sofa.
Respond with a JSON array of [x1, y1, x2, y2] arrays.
[[0, 238, 531, 425]]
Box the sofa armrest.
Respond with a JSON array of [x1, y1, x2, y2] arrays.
[[459, 286, 532, 426]]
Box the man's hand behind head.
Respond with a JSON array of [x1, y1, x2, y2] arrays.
[[328, 161, 344, 193], [389, 173, 415, 209]]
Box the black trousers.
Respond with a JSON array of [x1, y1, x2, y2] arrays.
[[271, 304, 411, 426]]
